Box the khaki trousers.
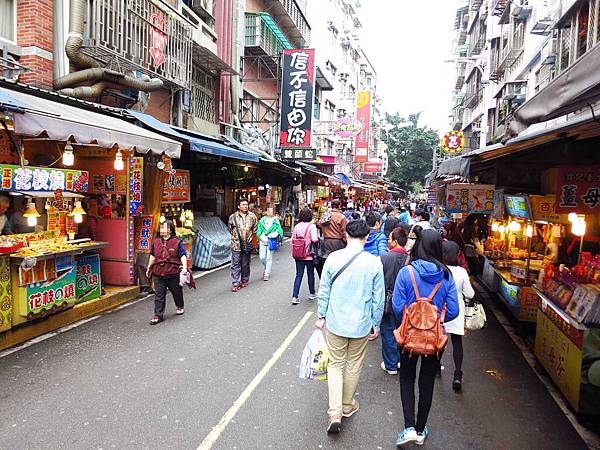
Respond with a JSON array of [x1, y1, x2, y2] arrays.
[[325, 329, 369, 417]]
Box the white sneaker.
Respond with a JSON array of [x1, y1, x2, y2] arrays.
[[380, 361, 398, 375], [291, 297, 300, 305]]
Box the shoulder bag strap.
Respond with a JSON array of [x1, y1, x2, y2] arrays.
[[407, 266, 421, 299], [331, 252, 362, 285], [427, 281, 443, 303]]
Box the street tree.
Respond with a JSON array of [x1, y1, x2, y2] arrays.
[[383, 112, 438, 191]]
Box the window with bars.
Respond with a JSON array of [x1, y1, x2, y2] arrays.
[[191, 67, 217, 124], [557, 0, 600, 73]]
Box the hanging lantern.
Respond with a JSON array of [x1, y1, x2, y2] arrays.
[[62, 142, 74, 166], [114, 150, 124, 171], [23, 201, 40, 227]]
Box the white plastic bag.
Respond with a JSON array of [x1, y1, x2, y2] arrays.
[[299, 330, 329, 381], [465, 302, 487, 330]]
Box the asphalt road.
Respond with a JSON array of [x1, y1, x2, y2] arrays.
[[0, 243, 589, 449]]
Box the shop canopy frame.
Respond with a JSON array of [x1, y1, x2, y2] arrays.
[[127, 110, 259, 163], [0, 82, 181, 158]]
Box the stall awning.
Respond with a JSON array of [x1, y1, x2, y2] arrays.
[[127, 110, 259, 163], [506, 42, 600, 139], [221, 135, 277, 162], [297, 162, 336, 181], [0, 85, 181, 158]]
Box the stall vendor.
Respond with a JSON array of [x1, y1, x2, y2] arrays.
[[0, 195, 12, 234]]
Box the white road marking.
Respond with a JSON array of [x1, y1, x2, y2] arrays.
[[197, 311, 314, 450], [477, 281, 600, 450]]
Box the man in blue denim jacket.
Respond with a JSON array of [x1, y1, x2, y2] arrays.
[[315, 219, 385, 434]]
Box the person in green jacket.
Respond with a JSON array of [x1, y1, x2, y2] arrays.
[[257, 207, 284, 281]]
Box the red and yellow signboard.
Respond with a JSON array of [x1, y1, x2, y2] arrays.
[[362, 161, 383, 173], [163, 169, 191, 203], [441, 131, 465, 154], [555, 165, 600, 214]]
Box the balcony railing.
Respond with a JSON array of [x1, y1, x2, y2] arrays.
[[82, 0, 193, 88], [465, 89, 482, 109], [492, 0, 510, 17], [498, 23, 524, 70], [263, 0, 311, 48], [470, 0, 483, 11], [469, 30, 486, 56], [455, 62, 466, 90]]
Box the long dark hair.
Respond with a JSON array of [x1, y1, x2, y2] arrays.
[[410, 228, 450, 277], [443, 221, 465, 250]]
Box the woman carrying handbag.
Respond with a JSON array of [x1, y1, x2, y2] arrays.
[[256, 207, 284, 281], [290, 207, 319, 305], [442, 240, 475, 392]]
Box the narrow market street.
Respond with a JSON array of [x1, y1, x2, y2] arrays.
[[0, 243, 588, 450]]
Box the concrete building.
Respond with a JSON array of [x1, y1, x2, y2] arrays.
[[0, 0, 235, 135], [307, 0, 386, 178], [449, 0, 600, 153]]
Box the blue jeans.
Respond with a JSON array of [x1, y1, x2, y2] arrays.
[[259, 242, 273, 275], [380, 314, 399, 371], [292, 259, 315, 298]]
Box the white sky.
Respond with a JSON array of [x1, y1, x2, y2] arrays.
[[360, 0, 458, 136]]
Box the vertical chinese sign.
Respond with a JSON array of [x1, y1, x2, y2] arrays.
[[279, 49, 316, 160], [129, 157, 144, 216], [555, 165, 600, 214], [355, 91, 371, 163]]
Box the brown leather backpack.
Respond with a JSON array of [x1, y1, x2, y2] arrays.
[[393, 266, 448, 357]]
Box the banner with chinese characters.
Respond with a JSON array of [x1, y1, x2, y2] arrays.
[[26, 257, 76, 315], [445, 183, 495, 214], [362, 161, 382, 173], [129, 157, 144, 216], [0, 164, 89, 192], [529, 195, 570, 224], [354, 91, 371, 162], [279, 49, 316, 150], [163, 169, 190, 203], [136, 216, 154, 252], [555, 165, 600, 214]]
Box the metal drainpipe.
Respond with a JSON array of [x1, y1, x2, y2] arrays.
[[230, 0, 242, 136]]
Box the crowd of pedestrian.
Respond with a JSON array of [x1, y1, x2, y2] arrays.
[[299, 196, 475, 447], [146, 192, 476, 447]]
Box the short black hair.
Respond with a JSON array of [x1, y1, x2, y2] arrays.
[[385, 205, 394, 215], [415, 208, 429, 221], [365, 211, 381, 227], [159, 219, 177, 238], [298, 207, 313, 223], [351, 212, 361, 220], [346, 219, 370, 238], [331, 199, 341, 209], [390, 227, 408, 247], [239, 198, 248, 205]]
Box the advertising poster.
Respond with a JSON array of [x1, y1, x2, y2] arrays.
[[279, 49, 316, 153], [445, 183, 495, 214], [354, 91, 371, 163], [362, 161, 383, 173], [163, 169, 191, 203], [505, 195, 531, 219], [26, 259, 76, 315], [76, 254, 102, 303], [0, 256, 12, 332], [555, 165, 600, 214]]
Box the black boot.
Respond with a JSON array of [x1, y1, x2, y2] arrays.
[[452, 370, 463, 392]]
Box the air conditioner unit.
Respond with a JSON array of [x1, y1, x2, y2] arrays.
[[541, 38, 557, 65]]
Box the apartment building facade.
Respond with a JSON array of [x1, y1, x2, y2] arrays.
[[307, 0, 386, 178], [449, 0, 600, 153], [0, 0, 235, 136]]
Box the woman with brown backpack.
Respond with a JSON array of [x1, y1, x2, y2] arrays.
[[290, 207, 319, 305], [391, 229, 459, 447]]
